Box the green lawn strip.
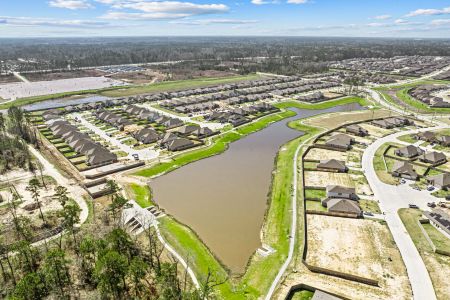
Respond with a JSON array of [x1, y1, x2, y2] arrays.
[[100, 74, 262, 97], [397, 133, 417, 144], [274, 96, 369, 110], [291, 290, 314, 300], [304, 189, 325, 199], [373, 142, 402, 185], [305, 200, 326, 211], [374, 79, 450, 90], [126, 183, 153, 208], [422, 223, 450, 251], [359, 200, 381, 214]]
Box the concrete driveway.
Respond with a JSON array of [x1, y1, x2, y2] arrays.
[[361, 126, 447, 300]]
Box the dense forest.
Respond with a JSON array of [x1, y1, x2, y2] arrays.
[[0, 37, 449, 73]]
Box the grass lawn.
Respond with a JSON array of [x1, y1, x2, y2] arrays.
[[290, 290, 314, 300], [373, 143, 401, 185], [422, 223, 450, 251], [126, 183, 153, 208], [304, 189, 326, 199], [275, 96, 369, 111], [397, 133, 417, 144], [305, 200, 326, 212], [101, 74, 262, 97], [398, 208, 450, 300], [359, 200, 381, 214], [431, 189, 450, 199]]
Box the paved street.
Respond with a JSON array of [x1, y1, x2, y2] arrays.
[[361, 126, 447, 300], [74, 112, 160, 160]]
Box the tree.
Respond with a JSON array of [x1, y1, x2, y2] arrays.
[[53, 186, 69, 208], [25, 178, 46, 226], [13, 272, 48, 300], [108, 195, 131, 225], [106, 228, 136, 263], [41, 249, 71, 297], [127, 257, 150, 298], [59, 202, 81, 247], [94, 250, 128, 298], [0, 112, 5, 132]]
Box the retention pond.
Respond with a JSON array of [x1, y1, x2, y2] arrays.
[[150, 103, 364, 273]]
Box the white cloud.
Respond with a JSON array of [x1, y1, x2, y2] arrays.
[[171, 18, 257, 25], [101, 11, 191, 19], [431, 19, 450, 26], [372, 14, 391, 20], [48, 0, 93, 10], [0, 16, 108, 27], [406, 7, 450, 17], [251, 0, 276, 5], [287, 0, 308, 4]]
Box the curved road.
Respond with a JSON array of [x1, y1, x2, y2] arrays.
[[361, 126, 447, 300]]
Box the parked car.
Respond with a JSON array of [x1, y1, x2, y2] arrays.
[[427, 202, 436, 208], [409, 204, 419, 209], [400, 179, 406, 184], [363, 212, 374, 216], [427, 186, 435, 191], [412, 186, 421, 191]]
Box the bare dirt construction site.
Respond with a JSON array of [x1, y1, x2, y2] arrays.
[[303, 214, 411, 299], [0, 76, 127, 99], [305, 148, 347, 161], [109, 69, 166, 84], [24, 69, 104, 82]]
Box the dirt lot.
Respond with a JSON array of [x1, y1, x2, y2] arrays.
[[304, 215, 411, 299], [109, 69, 166, 84], [24, 69, 104, 82], [305, 171, 354, 187], [304, 109, 393, 130], [0, 75, 20, 84], [305, 148, 347, 161]]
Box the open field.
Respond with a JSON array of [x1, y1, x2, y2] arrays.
[[373, 142, 403, 185], [398, 208, 450, 300], [0, 76, 126, 100], [24, 69, 104, 82], [275, 96, 369, 111], [305, 214, 411, 299], [304, 109, 393, 130]]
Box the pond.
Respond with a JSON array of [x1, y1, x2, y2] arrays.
[[149, 103, 365, 273]]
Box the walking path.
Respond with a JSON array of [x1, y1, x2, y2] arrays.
[[13, 72, 30, 83], [361, 126, 447, 300]]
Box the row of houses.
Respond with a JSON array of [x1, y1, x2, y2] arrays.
[[394, 144, 447, 164], [205, 102, 279, 127], [371, 116, 414, 129], [124, 105, 184, 129], [415, 131, 450, 146], [409, 85, 450, 108], [46, 119, 117, 167]]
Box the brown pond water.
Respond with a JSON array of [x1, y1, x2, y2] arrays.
[[149, 103, 364, 273]]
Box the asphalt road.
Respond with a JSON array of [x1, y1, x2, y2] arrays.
[[361, 126, 447, 300]]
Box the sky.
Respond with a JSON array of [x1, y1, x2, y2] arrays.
[[0, 0, 449, 38]]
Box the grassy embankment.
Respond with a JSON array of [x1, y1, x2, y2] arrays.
[[276, 96, 370, 110], [398, 208, 450, 300], [373, 142, 403, 185], [125, 183, 153, 208], [0, 74, 261, 110]]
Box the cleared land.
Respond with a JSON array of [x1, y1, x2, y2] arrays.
[[0, 76, 126, 100], [398, 208, 450, 300], [305, 215, 411, 299], [304, 148, 347, 161]]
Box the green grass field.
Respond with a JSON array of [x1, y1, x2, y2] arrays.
[[126, 183, 153, 208], [274, 96, 369, 111]]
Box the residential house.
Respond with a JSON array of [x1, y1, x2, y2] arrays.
[[134, 128, 159, 144], [167, 138, 195, 151], [311, 290, 343, 300], [164, 118, 183, 129], [371, 119, 394, 129], [438, 135, 450, 147], [423, 209, 450, 239], [325, 198, 362, 216], [427, 173, 450, 190], [345, 124, 368, 137], [420, 151, 447, 165], [85, 147, 117, 166], [391, 161, 419, 180], [192, 127, 215, 138], [160, 132, 178, 146], [395, 145, 423, 158], [415, 131, 437, 143], [325, 185, 357, 200], [176, 125, 200, 136], [325, 134, 354, 150], [317, 159, 347, 172]]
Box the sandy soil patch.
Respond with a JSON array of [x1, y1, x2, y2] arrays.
[[304, 215, 411, 299], [359, 123, 394, 138], [0, 76, 127, 99], [304, 171, 354, 187], [305, 148, 347, 161], [305, 109, 393, 130]]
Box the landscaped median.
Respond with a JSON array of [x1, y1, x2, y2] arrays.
[[398, 208, 450, 300]]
